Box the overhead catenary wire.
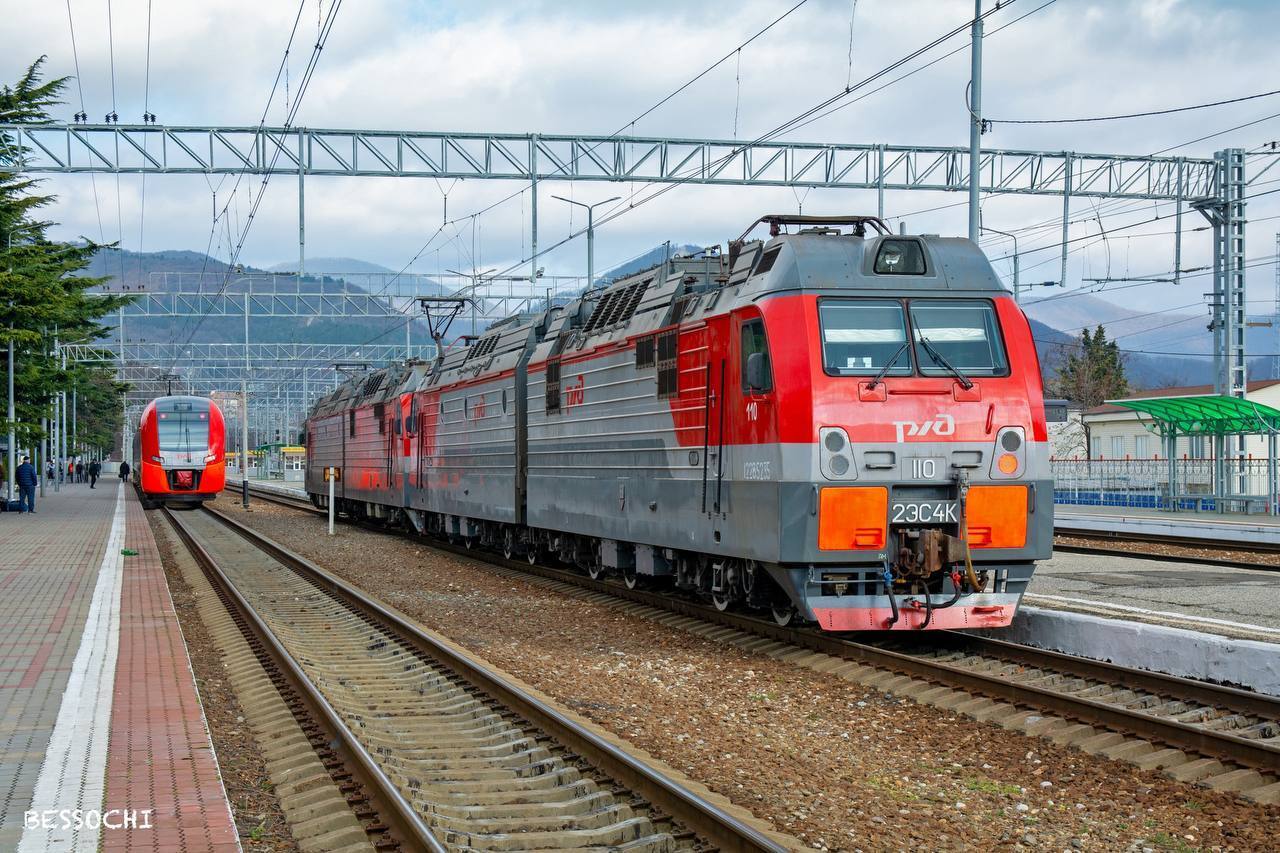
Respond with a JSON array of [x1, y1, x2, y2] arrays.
[[989, 88, 1280, 125], [168, 0, 342, 368], [63, 0, 105, 243], [358, 3, 1029, 356], [137, 0, 153, 288], [106, 0, 125, 287], [367, 1, 817, 309]]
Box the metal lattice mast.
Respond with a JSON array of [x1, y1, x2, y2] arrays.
[[1275, 231, 1280, 380]]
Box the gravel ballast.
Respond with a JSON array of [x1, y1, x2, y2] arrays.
[[223, 501, 1278, 851], [148, 511, 300, 852]]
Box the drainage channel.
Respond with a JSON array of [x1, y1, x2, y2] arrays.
[[169, 504, 793, 852]]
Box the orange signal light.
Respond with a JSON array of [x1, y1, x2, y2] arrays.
[[966, 485, 1028, 549], [818, 486, 888, 551], [997, 453, 1019, 474]]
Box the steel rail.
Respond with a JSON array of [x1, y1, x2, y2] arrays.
[[226, 482, 1280, 773], [1056, 525, 1280, 555], [161, 506, 447, 853], [1053, 541, 1279, 572], [202, 497, 789, 853]]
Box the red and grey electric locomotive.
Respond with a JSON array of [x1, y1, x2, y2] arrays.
[[305, 215, 1052, 630], [133, 395, 226, 508]]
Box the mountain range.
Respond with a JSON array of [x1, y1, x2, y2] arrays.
[[87, 246, 1267, 392]]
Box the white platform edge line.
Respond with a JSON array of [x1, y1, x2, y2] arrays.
[[1024, 592, 1280, 636], [18, 483, 126, 853]]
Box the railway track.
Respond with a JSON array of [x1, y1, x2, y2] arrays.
[[170, 498, 793, 851], [223, 482, 1280, 801], [1052, 530, 1280, 572]]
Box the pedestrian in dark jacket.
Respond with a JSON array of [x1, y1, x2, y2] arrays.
[[89, 460, 101, 488], [15, 456, 37, 514], [76, 461, 84, 483], [119, 461, 131, 480]]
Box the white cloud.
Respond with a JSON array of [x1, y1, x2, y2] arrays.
[[1, 0, 1277, 345]]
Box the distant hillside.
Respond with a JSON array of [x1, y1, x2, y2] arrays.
[[89, 248, 435, 350], [267, 257, 395, 276], [597, 244, 703, 287], [87, 246, 1264, 392]]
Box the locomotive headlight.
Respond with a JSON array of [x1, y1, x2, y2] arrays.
[[819, 426, 857, 480], [989, 427, 1026, 479], [204, 451, 217, 463]]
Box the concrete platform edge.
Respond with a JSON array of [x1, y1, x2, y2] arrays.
[[985, 606, 1280, 698]]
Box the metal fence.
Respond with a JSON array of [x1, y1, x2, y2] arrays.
[[1051, 457, 1280, 514]]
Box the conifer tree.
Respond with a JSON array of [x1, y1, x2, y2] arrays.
[[1050, 324, 1129, 408], [0, 57, 130, 453]]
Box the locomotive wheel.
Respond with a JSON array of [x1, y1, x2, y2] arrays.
[[502, 529, 515, 561], [771, 601, 796, 627], [526, 545, 540, 566], [587, 562, 606, 581], [622, 564, 639, 589], [711, 590, 733, 612]]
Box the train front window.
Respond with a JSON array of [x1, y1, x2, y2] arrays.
[[819, 300, 912, 376], [908, 300, 1008, 376], [157, 408, 209, 452]]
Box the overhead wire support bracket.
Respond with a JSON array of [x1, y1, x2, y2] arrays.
[[0, 124, 1218, 202]]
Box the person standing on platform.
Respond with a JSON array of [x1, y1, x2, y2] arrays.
[[89, 459, 100, 488], [16, 456, 37, 514], [67, 460, 74, 483], [119, 461, 130, 481], [75, 460, 84, 483]]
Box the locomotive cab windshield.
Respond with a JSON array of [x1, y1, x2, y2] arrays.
[[818, 298, 1008, 378]]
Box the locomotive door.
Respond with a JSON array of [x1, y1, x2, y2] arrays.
[[732, 313, 777, 495], [399, 392, 415, 504]]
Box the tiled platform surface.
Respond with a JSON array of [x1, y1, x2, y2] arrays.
[[0, 481, 239, 851]]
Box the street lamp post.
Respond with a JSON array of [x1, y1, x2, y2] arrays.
[[551, 195, 621, 288]]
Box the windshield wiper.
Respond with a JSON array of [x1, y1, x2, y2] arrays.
[[917, 335, 973, 389], [866, 341, 909, 390]]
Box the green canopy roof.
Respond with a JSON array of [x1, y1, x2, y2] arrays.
[[1106, 394, 1280, 436]]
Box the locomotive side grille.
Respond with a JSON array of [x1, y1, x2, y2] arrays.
[[360, 372, 386, 399], [464, 334, 499, 362], [583, 279, 649, 334], [635, 335, 656, 368], [656, 330, 678, 400], [545, 357, 562, 413]]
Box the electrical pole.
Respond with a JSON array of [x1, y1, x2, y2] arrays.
[[243, 290, 250, 480], [7, 326, 14, 503], [968, 0, 983, 242]]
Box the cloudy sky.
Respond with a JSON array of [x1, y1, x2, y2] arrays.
[[3, 0, 1279, 351]]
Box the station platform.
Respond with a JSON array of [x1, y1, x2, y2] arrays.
[[1055, 504, 1280, 547], [0, 481, 239, 851]]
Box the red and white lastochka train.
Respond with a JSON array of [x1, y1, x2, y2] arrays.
[[305, 215, 1052, 631], [133, 394, 226, 508]]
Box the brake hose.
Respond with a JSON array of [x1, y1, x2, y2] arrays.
[[882, 566, 899, 628], [957, 480, 985, 593], [916, 581, 934, 630]]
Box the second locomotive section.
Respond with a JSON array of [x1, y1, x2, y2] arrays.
[[304, 215, 1052, 631]]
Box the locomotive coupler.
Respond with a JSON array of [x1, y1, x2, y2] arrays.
[[892, 527, 965, 579]]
